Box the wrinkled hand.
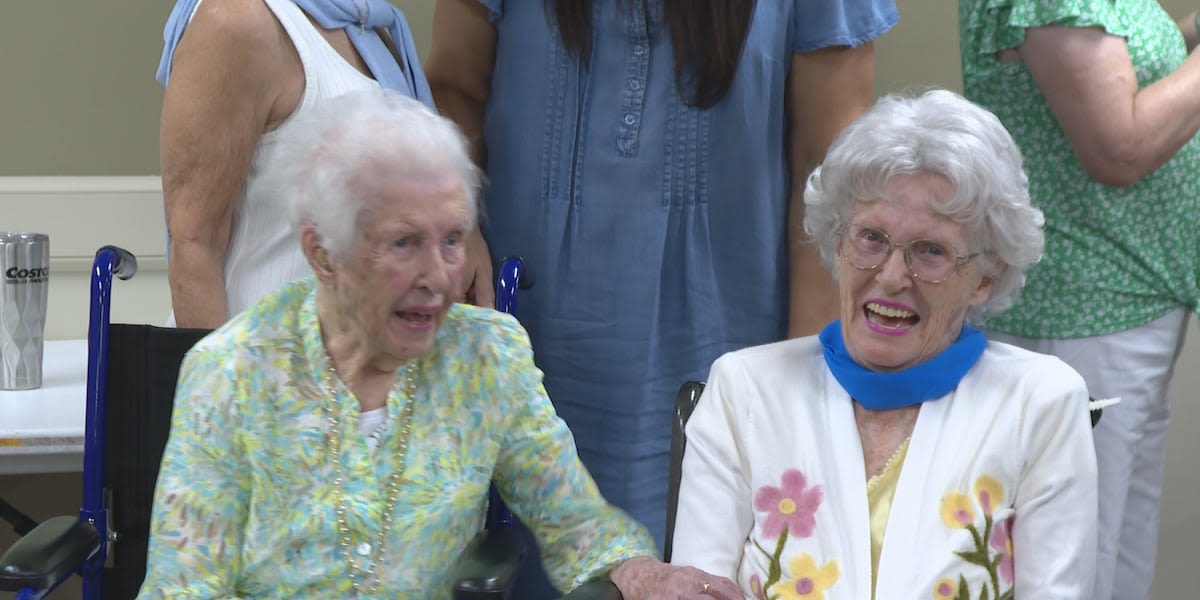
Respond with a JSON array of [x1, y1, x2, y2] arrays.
[[610, 556, 742, 599], [460, 227, 495, 308]]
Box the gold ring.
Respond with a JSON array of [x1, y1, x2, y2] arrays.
[[702, 581, 710, 593]]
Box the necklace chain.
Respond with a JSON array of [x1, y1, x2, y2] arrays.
[[323, 360, 416, 595]]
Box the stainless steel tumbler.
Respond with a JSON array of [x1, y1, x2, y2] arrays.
[[0, 233, 50, 390]]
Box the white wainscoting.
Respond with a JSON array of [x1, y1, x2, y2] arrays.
[[0, 176, 172, 340]]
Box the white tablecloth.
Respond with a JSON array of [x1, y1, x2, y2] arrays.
[[0, 340, 87, 475]]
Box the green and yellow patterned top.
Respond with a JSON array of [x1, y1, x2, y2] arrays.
[[959, 0, 1200, 338], [137, 277, 655, 599]]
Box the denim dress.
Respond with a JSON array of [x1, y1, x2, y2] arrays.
[[474, 0, 898, 575]]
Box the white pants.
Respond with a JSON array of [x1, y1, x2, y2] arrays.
[[989, 307, 1191, 600]]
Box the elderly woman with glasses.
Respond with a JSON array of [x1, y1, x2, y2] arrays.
[[137, 89, 743, 599], [669, 89, 1099, 599]]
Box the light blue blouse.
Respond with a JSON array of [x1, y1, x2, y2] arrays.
[[474, 0, 898, 547]]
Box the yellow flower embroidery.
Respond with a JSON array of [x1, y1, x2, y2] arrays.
[[774, 553, 839, 600], [972, 475, 1005, 516], [932, 577, 956, 599], [939, 491, 975, 529], [937, 474, 1014, 599]]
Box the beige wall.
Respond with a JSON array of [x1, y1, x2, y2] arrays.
[[1, 2, 1197, 599], [876, 0, 962, 93], [0, 4, 169, 176], [0, 1, 434, 177]]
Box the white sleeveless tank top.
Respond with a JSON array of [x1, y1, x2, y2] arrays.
[[169, 0, 383, 324]]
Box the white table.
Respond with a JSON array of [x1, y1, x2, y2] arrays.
[[0, 340, 87, 475]]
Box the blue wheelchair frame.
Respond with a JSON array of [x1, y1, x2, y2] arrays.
[[76, 246, 139, 600], [0, 246, 136, 600], [485, 256, 524, 532]]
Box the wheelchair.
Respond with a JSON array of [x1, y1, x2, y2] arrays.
[[0, 246, 619, 600]]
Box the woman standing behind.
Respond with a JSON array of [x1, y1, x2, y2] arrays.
[[958, 2, 1200, 598], [425, 0, 897, 566], [157, 0, 431, 328]]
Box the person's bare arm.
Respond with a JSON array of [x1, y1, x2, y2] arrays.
[[160, 0, 294, 327], [785, 45, 875, 338], [425, 0, 499, 307], [1017, 25, 1200, 187]]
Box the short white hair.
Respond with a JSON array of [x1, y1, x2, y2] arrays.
[[803, 89, 1044, 323], [259, 89, 480, 258]]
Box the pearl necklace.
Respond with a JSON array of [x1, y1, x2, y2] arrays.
[[323, 360, 417, 595]]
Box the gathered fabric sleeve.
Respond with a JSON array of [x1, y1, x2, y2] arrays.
[[792, 0, 898, 52], [137, 346, 251, 599], [1011, 358, 1098, 598], [488, 316, 657, 593], [966, 0, 1130, 56], [668, 353, 755, 580]]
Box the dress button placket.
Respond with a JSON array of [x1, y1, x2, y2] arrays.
[[617, 0, 651, 156]]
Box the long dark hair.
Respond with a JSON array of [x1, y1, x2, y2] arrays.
[[546, 0, 757, 109]]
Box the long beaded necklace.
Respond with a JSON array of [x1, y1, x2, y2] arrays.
[[322, 360, 417, 595]]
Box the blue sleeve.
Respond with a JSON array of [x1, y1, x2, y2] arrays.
[[475, 0, 502, 22], [792, 0, 899, 52]]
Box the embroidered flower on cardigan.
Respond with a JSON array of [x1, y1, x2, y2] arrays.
[[751, 469, 839, 600], [750, 574, 767, 600], [937, 475, 1014, 600], [933, 577, 957, 599], [754, 468, 823, 539], [775, 553, 840, 600], [972, 475, 1003, 516], [989, 515, 1015, 584], [939, 491, 976, 528]]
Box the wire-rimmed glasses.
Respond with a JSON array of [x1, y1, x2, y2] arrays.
[[836, 224, 980, 284]]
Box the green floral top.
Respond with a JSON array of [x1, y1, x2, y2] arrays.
[[137, 277, 655, 598], [960, 0, 1200, 338]]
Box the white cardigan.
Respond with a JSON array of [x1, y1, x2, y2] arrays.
[[671, 336, 1098, 599]]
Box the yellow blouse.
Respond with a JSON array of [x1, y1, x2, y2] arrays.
[[866, 436, 911, 600]]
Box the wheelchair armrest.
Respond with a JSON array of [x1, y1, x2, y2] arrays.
[[0, 515, 100, 592], [562, 580, 623, 600], [450, 527, 525, 599]]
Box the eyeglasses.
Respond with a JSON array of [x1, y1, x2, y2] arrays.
[[836, 224, 980, 284]]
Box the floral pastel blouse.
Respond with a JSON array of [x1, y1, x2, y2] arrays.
[[137, 277, 655, 598]]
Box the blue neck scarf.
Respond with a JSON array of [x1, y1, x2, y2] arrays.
[[155, 0, 433, 108], [819, 320, 987, 410]]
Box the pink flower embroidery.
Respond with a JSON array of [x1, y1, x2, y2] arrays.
[[754, 469, 823, 539], [990, 515, 1015, 583]]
